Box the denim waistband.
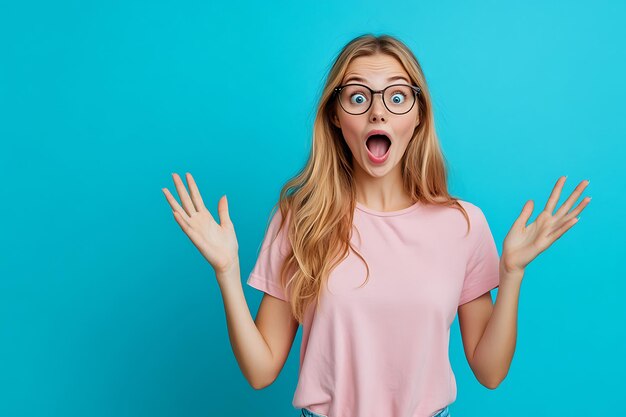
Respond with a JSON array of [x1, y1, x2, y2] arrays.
[[432, 406, 450, 417], [301, 408, 327, 417], [301, 405, 450, 417]]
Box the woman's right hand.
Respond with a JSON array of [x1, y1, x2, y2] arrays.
[[162, 172, 240, 279]]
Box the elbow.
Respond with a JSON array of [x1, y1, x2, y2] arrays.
[[481, 374, 506, 390], [251, 380, 270, 390], [482, 379, 500, 390], [250, 373, 277, 390], [472, 362, 508, 390], [472, 368, 499, 390], [250, 380, 266, 390]]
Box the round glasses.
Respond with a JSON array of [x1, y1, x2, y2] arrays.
[[333, 83, 421, 115]]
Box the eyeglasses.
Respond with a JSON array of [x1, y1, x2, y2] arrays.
[[333, 83, 421, 115]]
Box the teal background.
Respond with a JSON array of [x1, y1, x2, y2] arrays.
[[1, 0, 624, 416]]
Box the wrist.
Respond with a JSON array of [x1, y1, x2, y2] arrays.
[[499, 261, 525, 281], [216, 259, 241, 286]]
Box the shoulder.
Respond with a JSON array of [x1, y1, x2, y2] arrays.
[[265, 204, 292, 230], [455, 199, 487, 221], [418, 197, 485, 225], [455, 198, 480, 214], [452, 199, 490, 239], [264, 205, 294, 256]]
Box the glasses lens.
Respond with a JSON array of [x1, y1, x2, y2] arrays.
[[339, 85, 372, 114], [339, 85, 416, 114], [384, 85, 416, 114]]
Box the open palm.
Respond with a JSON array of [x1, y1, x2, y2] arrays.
[[501, 176, 591, 274], [162, 172, 239, 276]]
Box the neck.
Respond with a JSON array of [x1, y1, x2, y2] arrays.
[[353, 163, 414, 211]]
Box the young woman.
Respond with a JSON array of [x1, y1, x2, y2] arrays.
[[162, 34, 590, 417]]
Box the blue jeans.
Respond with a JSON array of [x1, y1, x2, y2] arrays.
[[300, 405, 450, 417]]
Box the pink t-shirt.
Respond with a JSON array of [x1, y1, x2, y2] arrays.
[[247, 199, 500, 417]]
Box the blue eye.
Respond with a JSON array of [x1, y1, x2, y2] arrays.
[[350, 93, 367, 105], [391, 92, 406, 104]]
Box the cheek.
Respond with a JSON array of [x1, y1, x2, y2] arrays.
[[397, 114, 419, 140], [340, 115, 360, 131], [343, 134, 361, 155], [401, 110, 419, 131], [339, 117, 365, 144]]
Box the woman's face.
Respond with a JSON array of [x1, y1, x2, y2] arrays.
[[332, 53, 420, 178]]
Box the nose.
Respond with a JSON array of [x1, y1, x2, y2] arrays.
[[369, 92, 387, 122]]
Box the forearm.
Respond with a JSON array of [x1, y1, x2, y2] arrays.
[[217, 263, 275, 390], [471, 263, 524, 388]]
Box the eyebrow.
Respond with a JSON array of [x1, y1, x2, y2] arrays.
[[343, 75, 411, 84]]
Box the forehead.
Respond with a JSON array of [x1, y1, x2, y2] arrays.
[[342, 54, 410, 84]]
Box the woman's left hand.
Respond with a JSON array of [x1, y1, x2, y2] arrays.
[[500, 176, 591, 275]]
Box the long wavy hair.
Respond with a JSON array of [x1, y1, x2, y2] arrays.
[[266, 33, 472, 324]]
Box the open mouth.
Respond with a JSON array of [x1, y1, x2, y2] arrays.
[[366, 134, 392, 158]]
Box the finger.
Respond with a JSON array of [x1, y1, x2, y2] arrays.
[[547, 216, 579, 242], [172, 210, 203, 243], [560, 196, 591, 223], [185, 172, 209, 213], [513, 200, 534, 229], [172, 173, 197, 217], [217, 194, 232, 227], [544, 176, 567, 214], [162, 187, 192, 224], [555, 179, 591, 218]]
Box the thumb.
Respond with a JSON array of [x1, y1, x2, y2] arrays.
[[513, 200, 533, 229], [218, 194, 233, 227]]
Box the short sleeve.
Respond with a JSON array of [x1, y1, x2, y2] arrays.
[[246, 208, 292, 302], [458, 207, 500, 306]]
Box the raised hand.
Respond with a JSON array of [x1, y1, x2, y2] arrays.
[[501, 176, 591, 274], [162, 172, 240, 279]]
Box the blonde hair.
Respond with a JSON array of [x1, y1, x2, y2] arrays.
[[267, 33, 471, 323]]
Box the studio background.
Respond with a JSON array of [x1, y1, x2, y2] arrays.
[[1, 1, 624, 416]]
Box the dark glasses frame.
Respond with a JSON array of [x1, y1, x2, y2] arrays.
[[333, 83, 422, 115]]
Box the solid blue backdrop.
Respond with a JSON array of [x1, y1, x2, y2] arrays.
[[1, 1, 623, 416]]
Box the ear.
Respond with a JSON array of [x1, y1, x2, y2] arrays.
[[331, 114, 341, 129]]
